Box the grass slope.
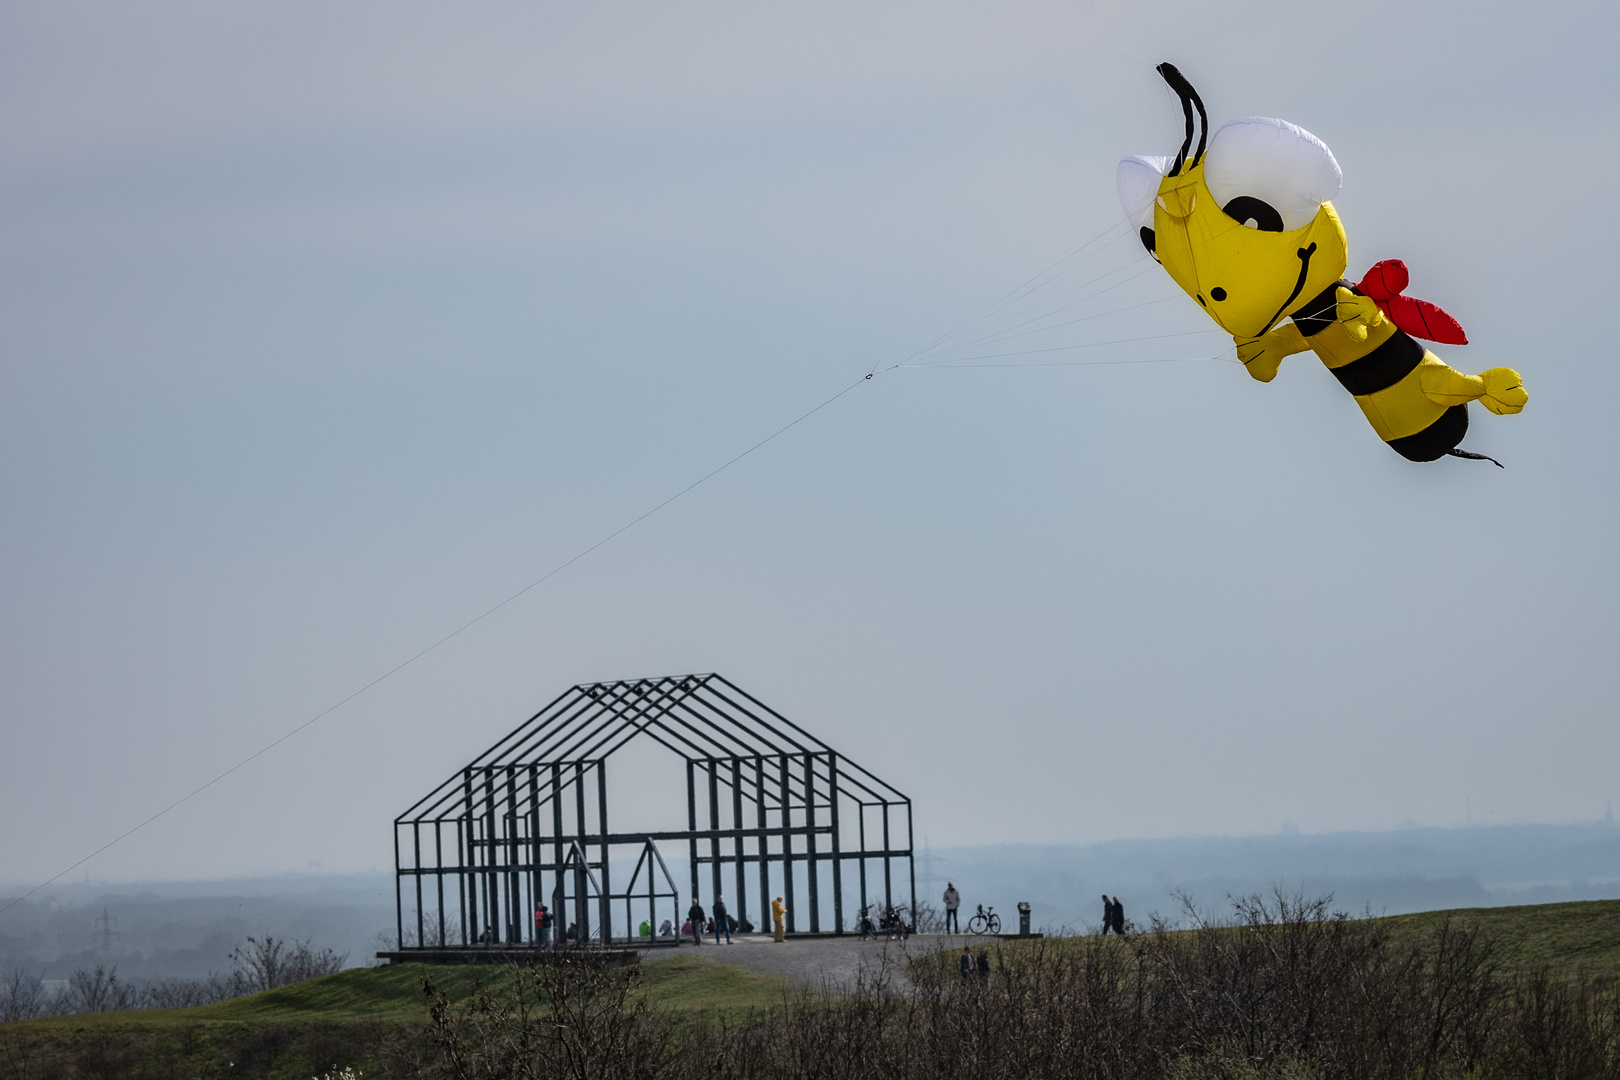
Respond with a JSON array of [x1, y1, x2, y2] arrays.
[[1384, 898, 1620, 977], [2, 900, 1614, 1077]]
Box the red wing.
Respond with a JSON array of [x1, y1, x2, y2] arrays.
[[1384, 295, 1468, 345], [1356, 259, 1468, 345]]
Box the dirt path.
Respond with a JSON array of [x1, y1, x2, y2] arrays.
[[638, 933, 999, 992]]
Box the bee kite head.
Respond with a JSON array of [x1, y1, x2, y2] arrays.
[[1118, 64, 1349, 339]]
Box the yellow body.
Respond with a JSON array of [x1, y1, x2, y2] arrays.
[[1152, 163, 1526, 453]]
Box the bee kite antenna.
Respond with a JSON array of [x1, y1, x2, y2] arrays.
[[1156, 62, 1207, 176]]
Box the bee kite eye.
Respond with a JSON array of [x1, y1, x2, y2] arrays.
[[1202, 116, 1341, 232]]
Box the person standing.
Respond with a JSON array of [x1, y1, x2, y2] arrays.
[[534, 903, 553, 948], [687, 898, 706, 946], [771, 895, 787, 943], [712, 895, 732, 944], [943, 882, 961, 934], [977, 948, 992, 991], [1112, 896, 1127, 936], [959, 946, 975, 985], [1100, 894, 1117, 935]]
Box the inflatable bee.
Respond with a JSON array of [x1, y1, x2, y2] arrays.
[[1118, 64, 1527, 464]]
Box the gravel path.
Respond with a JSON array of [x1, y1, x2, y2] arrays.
[[639, 933, 1000, 993]]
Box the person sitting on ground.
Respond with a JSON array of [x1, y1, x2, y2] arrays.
[[687, 898, 707, 946], [659, 918, 674, 938], [480, 924, 494, 946], [712, 895, 732, 944], [943, 882, 961, 934]]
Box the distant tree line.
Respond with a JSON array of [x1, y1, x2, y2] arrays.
[[0, 934, 346, 1021]]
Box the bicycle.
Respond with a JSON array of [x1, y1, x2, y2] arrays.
[[879, 905, 911, 941], [968, 904, 1001, 934]]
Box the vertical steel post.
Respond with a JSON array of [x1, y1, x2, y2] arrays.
[[857, 803, 868, 922], [906, 798, 917, 927], [597, 759, 611, 942], [529, 764, 540, 946], [805, 754, 820, 932], [707, 759, 722, 904], [755, 755, 769, 929], [462, 769, 476, 946], [413, 823, 424, 948], [779, 755, 795, 933], [551, 762, 564, 941], [731, 757, 746, 928], [435, 823, 446, 948], [458, 816, 471, 946], [506, 765, 520, 942], [882, 801, 893, 913], [484, 767, 499, 942], [828, 753, 843, 935], [686, 759, 699, 909], [394, 826, 404, 950], [574, 761, 588, 943]]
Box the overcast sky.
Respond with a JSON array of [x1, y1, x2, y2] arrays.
[[2, 0, 1616, 889]]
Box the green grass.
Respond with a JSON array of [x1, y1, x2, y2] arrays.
[[910, 899, 1620, 983], [1382, 898, 1620, 978], [3, 900, 1615, 1078]]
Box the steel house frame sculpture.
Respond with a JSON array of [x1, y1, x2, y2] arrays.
[[392, 674, 915, 949]]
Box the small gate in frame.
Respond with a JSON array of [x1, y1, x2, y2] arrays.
[[391, 673, 916, 950]]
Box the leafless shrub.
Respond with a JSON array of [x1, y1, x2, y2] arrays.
[[230, 934, 348, 993], [60, 963, 139, 1014], [419, 956, 669, 1079], [0, 969, 48, 1023]]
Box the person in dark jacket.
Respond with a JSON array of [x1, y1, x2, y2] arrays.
[[959, 946, 975, 984], [712, 895, 732, 944], [1101, 894, 1117, 935], [687, 898, 706, 946], [977, 948, 992, 990], [1112, 896, 1127, 936]]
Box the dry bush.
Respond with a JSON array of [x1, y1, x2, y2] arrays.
[[396, 893, 1620, 1080], [418, 957, 669, 1080]]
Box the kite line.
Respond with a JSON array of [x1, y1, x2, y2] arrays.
[[1, 220, 1234, 917]]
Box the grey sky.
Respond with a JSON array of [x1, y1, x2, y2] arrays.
[[2, 0, 1616, 886]]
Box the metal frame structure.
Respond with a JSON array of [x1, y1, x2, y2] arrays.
[[393, 673, 915, 948]]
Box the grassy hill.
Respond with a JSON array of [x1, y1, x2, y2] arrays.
[[3, 899, 1616, 1078], [1383, 897, 1620, 978]]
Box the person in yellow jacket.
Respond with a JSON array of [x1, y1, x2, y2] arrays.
[[771, 896, 787, 943]]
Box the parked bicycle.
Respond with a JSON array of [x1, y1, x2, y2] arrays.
[[879, 905, 911, 940], [968, 904, 1001, 934]]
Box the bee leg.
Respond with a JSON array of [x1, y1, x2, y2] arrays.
[[1234, 323, 1309, 383]]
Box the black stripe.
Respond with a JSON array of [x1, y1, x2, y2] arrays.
[[1291, 281, 1349, 337], [1329, 329, 1425, 396], [1387, 405, 1469, 462]]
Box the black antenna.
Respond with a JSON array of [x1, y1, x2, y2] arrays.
[[1156, 63, 1208, 175]]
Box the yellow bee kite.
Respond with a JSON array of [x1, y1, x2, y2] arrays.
[[1118, 63, 1526, 465]]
